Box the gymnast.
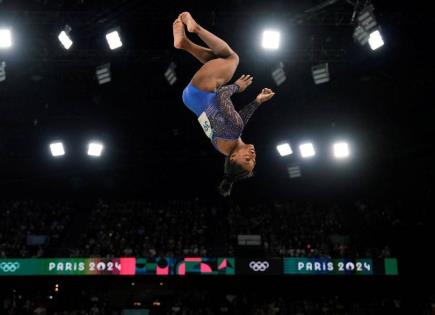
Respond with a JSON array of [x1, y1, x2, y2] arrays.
[[173, 12, 275, 196]]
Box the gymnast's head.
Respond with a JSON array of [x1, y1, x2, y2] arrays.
[[217, 143, 256, 197]]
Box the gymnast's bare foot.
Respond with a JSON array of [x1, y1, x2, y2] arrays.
[[179, 11, 199, 33], [173, 18, 188, 49]]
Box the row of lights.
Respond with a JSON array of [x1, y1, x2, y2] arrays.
[[0, 26, 123, 51], [276, 141, 350, 159], [59, 25, 123, 50], [0, 26, 121, 84], [1, 5, 383, 52], [261, 5, 384, 51], [2, 24, 376, 54], [1, 5, 383, 88], [261, 4, 384, 87], [60, 26, 123, 51], [49, 141, 104, 157], [50, 140, 347, 160], [262, 28, 383, 52]]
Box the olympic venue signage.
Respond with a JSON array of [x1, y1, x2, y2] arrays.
[[0, 257, 398, 276]]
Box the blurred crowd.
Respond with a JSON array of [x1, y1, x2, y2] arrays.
[[73, 200, 210, 258], [161, 291, 405, 315], [0, 287, 413, 315], [0, 198, 403, 259], [0, 200, 72, 258]]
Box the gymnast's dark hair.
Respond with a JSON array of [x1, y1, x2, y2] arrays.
[[217, 156, 254, 197]]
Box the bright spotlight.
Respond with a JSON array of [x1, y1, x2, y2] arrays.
[[276, 143, 292, 157], [299, 143, 315, 158], [87, 142, 104, 157], [106, 29, 122, 50], [333, 142, 350, 159], [262, 30, 280, 49], [0, 28, 12, 48], [368, 30, 384, 50], [58, 25, 73, 50], [353, 4, 384, 51], [50, 142, 65, 157]]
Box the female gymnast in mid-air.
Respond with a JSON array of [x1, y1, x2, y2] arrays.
[[173, 12, 275, 196]]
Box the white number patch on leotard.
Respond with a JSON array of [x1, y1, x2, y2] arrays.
[[198, 112, 213, 139]]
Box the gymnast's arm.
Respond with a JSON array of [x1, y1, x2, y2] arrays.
[[214, 74, 254, 115], [239, 88, 276, 125], [215, 84, 242, 116], [238, 100, 261, 125]]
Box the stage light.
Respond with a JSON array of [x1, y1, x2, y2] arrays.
[[276, 143, 292, 156], [271, 62, 286, 86], [353, 25, 369, 46], [312, 63, 330, 85], [288, 166, 301, 178], [262, 30, 280, 49], [0, 61, 5, 82], [0, 28, 12, 48], [299, 142, 315, 158], [357, 5, 377, 34], [58, 25, 73, 50], [333, 142, 350, 159], [105, 29, 122, 50], [353, 4, 384, 50], [368, 30, 384, 50], [96, 63, 111, 85], [164, 62, 177, 86], [50, 142, 65, 157], [87, 142, 104, 157]]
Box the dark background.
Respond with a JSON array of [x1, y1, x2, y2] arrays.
[[0, 0, 433, 200]]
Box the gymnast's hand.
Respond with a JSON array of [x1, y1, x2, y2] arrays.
[[255, 88, 275, 104], [234, 75, 253, 92]]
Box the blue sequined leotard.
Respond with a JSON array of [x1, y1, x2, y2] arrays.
[[182, 82, 261, 149]]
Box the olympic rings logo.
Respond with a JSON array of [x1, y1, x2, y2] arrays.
[[0, 262, 21, 273], [249, 261, 269, 272]]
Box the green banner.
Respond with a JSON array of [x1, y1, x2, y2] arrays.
[[283, 258, 374, 275], [0, 258, 135, 276], [384, 258, 399, 275], [0, 257, 397, 276]]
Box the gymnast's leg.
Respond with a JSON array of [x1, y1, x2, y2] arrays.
[[173, 12, 239, 92], [173, 18, 216, 64]]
